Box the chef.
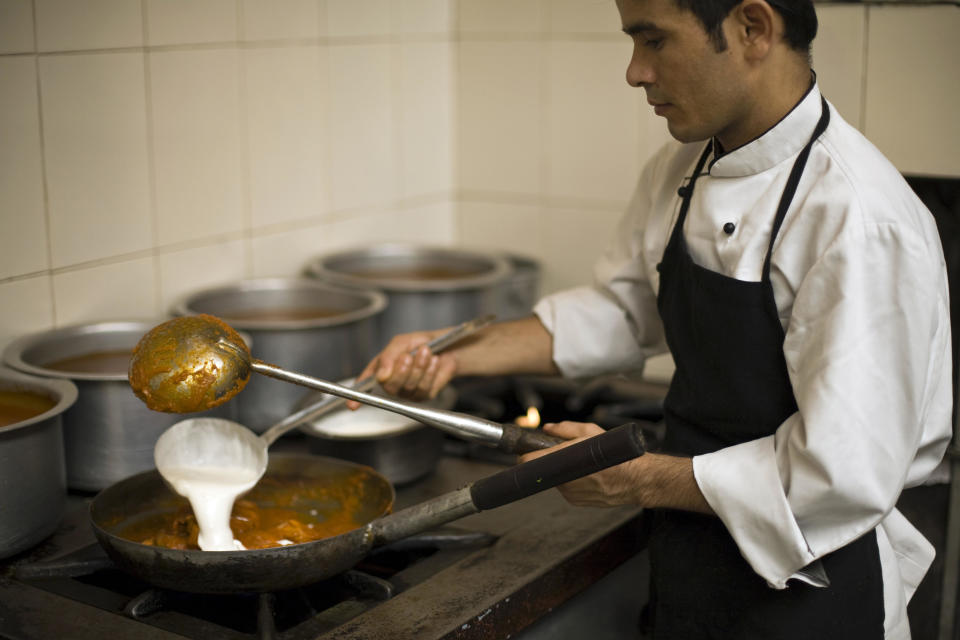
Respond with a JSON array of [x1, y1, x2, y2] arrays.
[[351, 0, 952, 637]]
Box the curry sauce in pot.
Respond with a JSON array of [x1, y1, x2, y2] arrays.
[[0, 390, 56, 428], [43, 350, 131, 375]]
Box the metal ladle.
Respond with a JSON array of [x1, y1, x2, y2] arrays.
[[130, 314, 563, 477]]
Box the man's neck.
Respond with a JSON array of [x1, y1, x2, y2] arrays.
[[716, 65, 813, 152]]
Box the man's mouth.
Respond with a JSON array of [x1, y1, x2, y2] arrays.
[[650, 102, 671, 116]]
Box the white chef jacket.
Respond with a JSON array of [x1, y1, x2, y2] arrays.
[[534, 84, 952, 639]]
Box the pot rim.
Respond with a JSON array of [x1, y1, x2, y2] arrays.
[[0, 365, 78, 434], [2, 319, 165, 382], [303, 243, 512, 292], [170, 277, 388, 331]]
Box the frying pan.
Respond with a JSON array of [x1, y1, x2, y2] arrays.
[[90, 422, 645, 594]]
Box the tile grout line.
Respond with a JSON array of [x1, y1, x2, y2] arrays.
[[30, 0, 58, 327], [391, 1, 405, 221], [451, 0, 462, 244], [236, 0, 255, 279], [140, 0, 162, 316], [538, 0, 551, 262]]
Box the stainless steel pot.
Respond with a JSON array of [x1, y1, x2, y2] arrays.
[[297, 382, 457, 485], [172, 278, 387, 432], [0, 366, 77, 559], [497, 252, 542, 321], [303, 244, 510, 344], [3, 321, 234, 491]]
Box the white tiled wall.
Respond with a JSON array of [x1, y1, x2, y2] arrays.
[[0, 0, 459, 349], [864, 4, 960, 176], [1, 0, 957, 357]]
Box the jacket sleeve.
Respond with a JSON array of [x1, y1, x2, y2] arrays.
[[693, 219, 952, 588]]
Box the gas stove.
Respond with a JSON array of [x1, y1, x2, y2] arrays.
[[0, 375, 663, 640]]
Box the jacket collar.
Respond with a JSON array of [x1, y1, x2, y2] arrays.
[[708, 83, 823, 178]]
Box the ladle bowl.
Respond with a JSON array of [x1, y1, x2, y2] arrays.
[[154, 418, 267, 484], [129, 314, 251, 414]]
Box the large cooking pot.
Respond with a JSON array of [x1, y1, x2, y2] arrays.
[[171, 278, 387, 432], [90, 423, 645, 594], [2, 321, 234, 491], [297, 382, 458, 485], [0, 366, 77, 559], [304, 244, 510, 344], [496, 252, 542, 321]]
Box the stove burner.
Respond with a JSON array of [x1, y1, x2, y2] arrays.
[[452, 375, 666, 450], [13, 528, 495, 640]]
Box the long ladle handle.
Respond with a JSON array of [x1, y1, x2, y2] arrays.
[[251, 359, 563, 453], [366, 422, 646, 545], [258, 314, 495, 446]]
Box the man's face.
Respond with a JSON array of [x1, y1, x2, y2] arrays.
[[616, 0, 750, 145]]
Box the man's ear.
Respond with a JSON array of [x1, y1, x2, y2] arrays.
[[731, 0, 777, 61]]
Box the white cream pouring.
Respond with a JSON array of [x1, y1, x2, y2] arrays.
[[154, 418, 269, 552], [161, 464, 261, 551]]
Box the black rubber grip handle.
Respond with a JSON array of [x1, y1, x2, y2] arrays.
[[497, 423, 565, 454], [469, 422, 646, 511]]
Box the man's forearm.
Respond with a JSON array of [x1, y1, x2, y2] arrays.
[[641, 454, 714, 514], [454, 315, 560, 378]]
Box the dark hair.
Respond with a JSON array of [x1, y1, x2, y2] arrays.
[[673, 0, 818, 54]]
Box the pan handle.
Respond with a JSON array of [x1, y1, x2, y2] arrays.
[[470, 422, 646, 511]]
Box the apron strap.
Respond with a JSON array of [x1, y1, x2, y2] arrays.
[[674, 140, 714, 231], [761, 97, 831, 283]]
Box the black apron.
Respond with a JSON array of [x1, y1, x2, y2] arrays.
[[648, 97, 886, 639]]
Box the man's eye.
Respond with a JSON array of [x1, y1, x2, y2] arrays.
[[644, 38, 663, 49]]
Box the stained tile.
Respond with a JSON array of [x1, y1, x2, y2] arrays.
[[864, 5, 960, 175], [459, 0, 541, 33], [540, 205, 620, 294], [158, 238, 247, 313], [814, 4, 866, 130], [35, 0, 142, 51], [545, 40, 641, 203], [398, 42, 454, 199], [52, 257, 157, 326], [150, 48, 244, 246], [0, 0, 35, 54], [458, 42, 541, 194], [39, 52, 152, 268], [0, 276, 54, 350], [145, 0, 237, 46], [395, 0, 454, 34], [548, 0, 620, 34], [458, 201, 541, 257], [326, 43, 396, 212], [327, 0, 391, 38], [0, 57, 47, 279], [241, 0, 321, 41], [245, 45, 328, 228]]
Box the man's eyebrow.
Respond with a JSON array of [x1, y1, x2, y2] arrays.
[[622, 20, 662, 36]]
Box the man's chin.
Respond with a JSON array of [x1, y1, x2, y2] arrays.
[[666, 121, 709, 144]]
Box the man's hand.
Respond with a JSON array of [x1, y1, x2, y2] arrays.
[[347, 316, 559, 409], [348, 329, 456, 407], [519, 421, 714, 513]]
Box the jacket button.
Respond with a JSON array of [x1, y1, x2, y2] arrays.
[[723, 222, 736, 235]]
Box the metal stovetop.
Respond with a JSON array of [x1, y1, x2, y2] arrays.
[[0, 438, 645, 640]]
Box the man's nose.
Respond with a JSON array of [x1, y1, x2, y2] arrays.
[[626, 46, 654, 87]]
